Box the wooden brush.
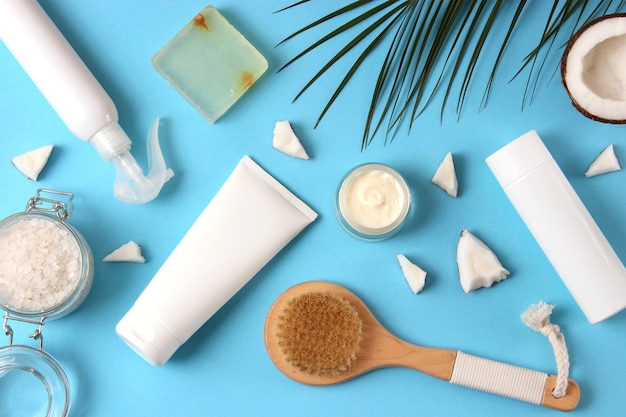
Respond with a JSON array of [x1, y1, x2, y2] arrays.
[[264, 281, 580, 412]]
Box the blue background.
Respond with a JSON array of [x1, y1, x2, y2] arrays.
[[1, 1, 626, 416]]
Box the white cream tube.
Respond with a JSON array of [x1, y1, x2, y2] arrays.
[[116, 156, 317, 365], [486, 130, 626, 323]]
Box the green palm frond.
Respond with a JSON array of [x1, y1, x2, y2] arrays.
[[276, 0, 626, 150]]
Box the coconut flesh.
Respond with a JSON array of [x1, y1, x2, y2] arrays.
[[561, 13, 626, 123], [431, 152, 458, 197], [103, 241, 145, 263], [457, 229, 510, 293], [12, 144, 53, 181], [396, 254, 427, 294]]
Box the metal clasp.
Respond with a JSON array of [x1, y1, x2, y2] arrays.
[[25, 189, 74, 220], [3, 312, 46, 351]]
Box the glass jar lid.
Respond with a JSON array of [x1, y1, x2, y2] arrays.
[[0, 344, 70, 417]]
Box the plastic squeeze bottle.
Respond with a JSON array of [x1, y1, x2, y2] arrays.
[[486, 130, 626, 323], [0, 0, 173, 204], [116, 156, 318, 366]]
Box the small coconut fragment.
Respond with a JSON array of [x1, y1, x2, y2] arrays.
[[11, 144, 54, 181], [272, 120, 309, 160], [457, 229, 509, 293], [585, 144, 621, 177], [103, 241, 145, 263], [431, 152, 458, 197], [396, 254, 427, 294]]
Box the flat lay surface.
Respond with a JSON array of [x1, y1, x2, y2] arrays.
[[1, 1, 626, 416]]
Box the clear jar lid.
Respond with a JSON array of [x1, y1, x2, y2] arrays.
[[0, 344, 70, 417]]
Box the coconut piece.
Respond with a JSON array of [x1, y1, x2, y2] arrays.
[[11, 144, 54, 181], [457, 229, 509, 293], [396, 254, 427, 294], [103, 241, 145, 263], [272, 120, 310, 160], [431, 152, 458, 197], [585, 144, 621, 177], [561, 13, 626, 124]]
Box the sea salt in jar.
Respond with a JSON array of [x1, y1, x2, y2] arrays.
[[0, 189, 94, 417], [335, 163, 411, 241], [0, 189, 93, 318]]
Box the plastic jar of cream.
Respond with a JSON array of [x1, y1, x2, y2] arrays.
[[0, 189, 94, 417], [335, 163, 411, 241]]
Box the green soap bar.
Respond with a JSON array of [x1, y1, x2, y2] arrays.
[[152, 5, 268, 123]]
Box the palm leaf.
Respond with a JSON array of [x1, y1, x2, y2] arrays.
[[288, 2, 407, 105], [363, 2, 420, 146], [314, 6, 407, 131], [276, 0, 626, 150], [480, 0, 528, 109], [370, 1, 437, 144]]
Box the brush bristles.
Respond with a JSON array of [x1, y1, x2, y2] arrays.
[[276, 291, 363, 377]]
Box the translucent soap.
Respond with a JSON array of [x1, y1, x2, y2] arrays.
[[152, 6, 268, 123]]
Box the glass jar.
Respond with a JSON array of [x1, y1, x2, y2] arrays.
[[0, 344, 70, 417], [335, 163, 412, 241], [0, 189, 94, 417]]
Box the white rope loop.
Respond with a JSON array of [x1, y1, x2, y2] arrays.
[[521, 301, 570, 398]]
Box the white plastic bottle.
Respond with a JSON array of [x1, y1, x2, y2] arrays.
[[0, 0, 172, 203], [486, 130, 626, 323]]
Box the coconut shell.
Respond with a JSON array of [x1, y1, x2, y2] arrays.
[[561, 13, 626, 124]]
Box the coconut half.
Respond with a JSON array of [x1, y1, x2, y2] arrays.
[[561, 13, 626, 123]]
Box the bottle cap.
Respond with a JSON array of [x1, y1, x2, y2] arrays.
[[486, 130, 553, 188], [116, 305, 181, 366]]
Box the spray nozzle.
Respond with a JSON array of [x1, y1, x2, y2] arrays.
[[89, 118, 174, 204]]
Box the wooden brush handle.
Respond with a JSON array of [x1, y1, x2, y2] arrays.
[[370, 334, 579, 411]]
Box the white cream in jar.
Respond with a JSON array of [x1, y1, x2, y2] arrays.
[[336, 163, 411, 240]]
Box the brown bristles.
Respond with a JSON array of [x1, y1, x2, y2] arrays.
[[276, 291, 363, 377]]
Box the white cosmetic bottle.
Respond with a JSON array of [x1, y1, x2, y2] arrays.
[[486, 130, 626, 323], [116, 156, 318, 366], [0, 0, 173, 204]]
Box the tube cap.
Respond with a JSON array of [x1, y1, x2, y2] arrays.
[[486, 130, 553, 188], [116, 305, 181, 366]]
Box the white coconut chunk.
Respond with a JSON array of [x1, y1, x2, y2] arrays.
[[431, 152, 458, 197], [457, 229, 509, 293], [585, 144, 621, 177], [11, 144, 54, 181], [103, 241, 145, 263], [396, 254, 427, 294], [272, 120, 310, 160]]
